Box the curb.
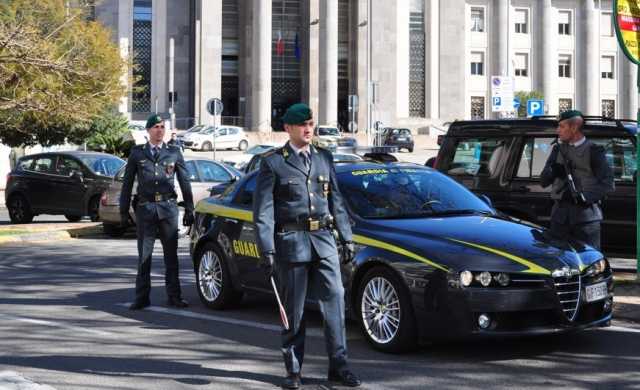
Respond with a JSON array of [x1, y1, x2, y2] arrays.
[[0, 225, 103, 245]]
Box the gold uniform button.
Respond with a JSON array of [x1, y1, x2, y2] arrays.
[[155, 181, 158, 185], [310, 193, 314, 197], [311, 206, 315, 210], [155, 163, 158, 167]]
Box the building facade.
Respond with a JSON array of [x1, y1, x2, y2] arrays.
[[94, 0, 637, 132]]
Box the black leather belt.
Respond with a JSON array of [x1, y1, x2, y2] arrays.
[[277, 217, 332, 232], [139, 192, 176, 203]]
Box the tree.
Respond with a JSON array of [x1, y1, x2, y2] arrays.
[[0, 0, 127, 147], [515, 90, 545, 118], [84, 109, 134, 158]]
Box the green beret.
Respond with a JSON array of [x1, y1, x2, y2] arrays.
[[559, 110, 583, 122], [145, 114, 163, 129], [282, 103, 313, 125]]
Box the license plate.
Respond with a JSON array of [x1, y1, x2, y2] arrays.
[[585, 281, 608, 302], [397, 137, 406, 141]]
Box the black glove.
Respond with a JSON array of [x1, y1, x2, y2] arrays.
[[182, 210, 195, 226], [260, 253, 275, 279], [120, 213, 129, 228], [551, 163, 566, 179], [341, 241, 356, 264]]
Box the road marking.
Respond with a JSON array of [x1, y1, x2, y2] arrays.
[[0, 313, 113, 337], [119, 303, 324, 337], [602, 325, 640, 334]]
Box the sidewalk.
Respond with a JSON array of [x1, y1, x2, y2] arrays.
[[0, 221, 102, 244]]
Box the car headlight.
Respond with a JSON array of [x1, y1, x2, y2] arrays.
[[476, 271, 492, 287], [584, 259, 608, 277], [494, 272, 510, 286], [460, 270, 473, 287]]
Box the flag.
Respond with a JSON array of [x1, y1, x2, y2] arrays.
[[276, 30, 285, 56], [294, 32, 301, 60]]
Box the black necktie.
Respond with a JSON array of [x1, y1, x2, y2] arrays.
[[151, 146, 158, 158]]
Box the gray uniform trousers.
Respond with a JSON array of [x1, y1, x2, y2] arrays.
[[276, 249, 348, 375]]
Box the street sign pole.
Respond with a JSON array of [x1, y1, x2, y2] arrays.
[[613, 0, 640, 277]]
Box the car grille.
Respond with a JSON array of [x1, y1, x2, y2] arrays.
[[553, 274, 581, 321], [337, 139, 352, 146]]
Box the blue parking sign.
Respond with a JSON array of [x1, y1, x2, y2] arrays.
[[513, 97, 521, 110], [527, 99, 544, 116], [492, 97, 501, 106]]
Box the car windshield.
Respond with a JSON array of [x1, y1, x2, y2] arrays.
[[79, 155, 125, 177], [246, 145, 274, 155], [187, 125, 206, 133], [318, 127, 340, 136], [337, 167, 493, 219]]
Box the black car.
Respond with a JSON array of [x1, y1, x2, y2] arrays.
[[189, 161, 613, 352], [382, 127, 414, 152], [5, 151, 125, 223], [434, 117, 637, 257]]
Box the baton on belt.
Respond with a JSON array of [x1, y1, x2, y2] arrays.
[[270, 276, 290, 330]]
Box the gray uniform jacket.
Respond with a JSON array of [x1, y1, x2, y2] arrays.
[[253, 143, 353, 263], [540, 140, 614, 225], [120, 143, 194, 221]]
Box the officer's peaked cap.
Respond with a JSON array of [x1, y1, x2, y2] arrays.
[[282, 103, 313, 125]]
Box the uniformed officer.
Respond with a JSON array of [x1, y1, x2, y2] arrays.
[[253, 103, 361, 389], [540, 110, 614, 250], [120, 115, 195, 310]]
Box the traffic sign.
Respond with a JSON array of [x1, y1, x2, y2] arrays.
[[614, 0, 640, 64], [513, 97, 521, 110], [527, 99, 545, 116], [491, 76, 515, 112], [206, 98, 224, 116]]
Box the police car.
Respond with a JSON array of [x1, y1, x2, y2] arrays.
[[189, 160, 613, 352]]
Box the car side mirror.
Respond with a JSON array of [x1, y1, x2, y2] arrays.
[[71, 170, 84, 183], [478, 194, 493, 208]]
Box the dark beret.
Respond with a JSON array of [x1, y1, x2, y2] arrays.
[[282, 103, 313, 125], [559, 110, 583, 122], [145, 114, 163, 129]]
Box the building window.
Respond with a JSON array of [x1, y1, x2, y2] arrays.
[[559, 98, 573, 113], [602, 100, 615, 118], [514, 9, 528, 34], [558, 11, 571, 35], [601, 56, 614, 79], [514, 53, 528, 77], [132, 0, 152, 113], [409, 10, 426, 117], [470, 52, 484, 75], [471, 7, 484, 32], [601, 12, 613, 37], [471, 96, 485, 119], [558, 55, 571, 78]]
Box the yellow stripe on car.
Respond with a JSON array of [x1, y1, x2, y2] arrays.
[[447, 238, 550, 275], [352, 234, 449, 272], [195, 201, 253, 222]]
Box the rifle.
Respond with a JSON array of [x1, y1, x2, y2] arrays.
[[555, 142, 587, 205]]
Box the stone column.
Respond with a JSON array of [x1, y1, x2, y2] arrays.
[[438, 0, 465, 121], [622, 50, 638, 119], [302, 0, 320, 116], [540, 0, 557, 115], [251, 1, 272, 132], [581, 0, 600, 115], [425, 0, 439, 119], [194, 0, 222, 126], [151, 0, 167, 114], [318, 0, 338, 125], [495, 0, 509, 77], [117, 0, 133, 118]]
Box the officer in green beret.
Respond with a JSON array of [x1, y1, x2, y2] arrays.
[[253, 103, 361, 388], [120, 114, 195, 310], [540, 110, 614, 249]]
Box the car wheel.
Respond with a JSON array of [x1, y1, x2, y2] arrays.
[[103, 223, 125, 237], [202, 142, 213, 151], [357, 266, 417, 353], [88, 196, 101, 222], [238, 140, 248, 151], [7, 194, 34, 224], [65, 215, 82, 222], [408, 147, 414, 153], [195, 242, 242, 309]]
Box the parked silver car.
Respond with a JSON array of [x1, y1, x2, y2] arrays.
[[99, 158, 242, 237]]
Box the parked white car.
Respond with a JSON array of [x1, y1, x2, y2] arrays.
[[222, 143, 279, 170], [182, 125, 249, 151]]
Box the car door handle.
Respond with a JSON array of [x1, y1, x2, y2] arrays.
[[224, 218, 238, 224]]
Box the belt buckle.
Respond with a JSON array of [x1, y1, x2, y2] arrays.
[[308, 219, 320, 231], [154, 193, 162, 202]]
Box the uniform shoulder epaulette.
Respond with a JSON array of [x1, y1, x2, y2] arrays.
[[262, 148, 279, 158], [132, 144, 144, 152]]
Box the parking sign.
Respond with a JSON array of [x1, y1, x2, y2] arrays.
[[491, 76, 515, 112], [526, 99, 544, 117]]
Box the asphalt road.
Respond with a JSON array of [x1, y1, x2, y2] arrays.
[[1, 236, 639, 390]]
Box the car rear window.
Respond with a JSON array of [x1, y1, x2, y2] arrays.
[[448, 138, 509, 177], [16, 158, 34, 171]]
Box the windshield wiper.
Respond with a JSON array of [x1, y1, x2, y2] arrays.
[[425, 209, 494, 217]]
